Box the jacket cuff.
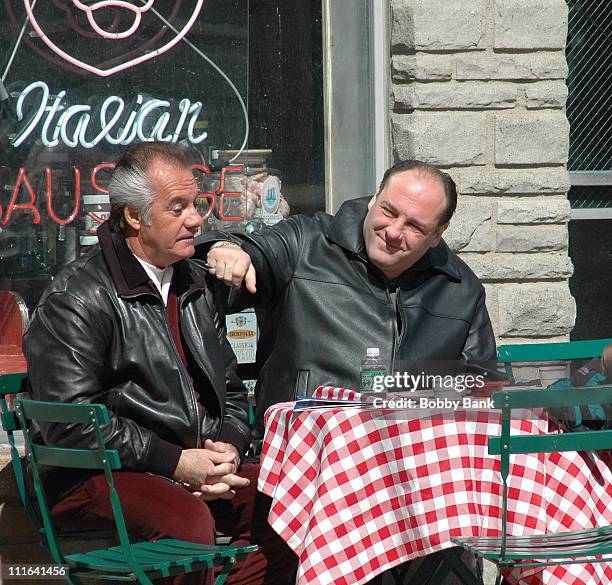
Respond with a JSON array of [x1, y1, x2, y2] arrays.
[[217, 422, 251, 456], [194, 231, 234, 258], [145, 434, 183, 478]]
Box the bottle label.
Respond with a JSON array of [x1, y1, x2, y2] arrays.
[[261, 176, 281, 214], [360, 368, 387, 393], [85, 211, 110, 235]]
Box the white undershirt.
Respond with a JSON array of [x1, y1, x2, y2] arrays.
[[132, 255, 174, 306]]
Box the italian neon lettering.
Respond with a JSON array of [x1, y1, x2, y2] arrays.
[[13, 81, 209, 149]]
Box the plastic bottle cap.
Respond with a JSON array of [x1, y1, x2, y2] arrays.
[[366, 348, 380, 358]]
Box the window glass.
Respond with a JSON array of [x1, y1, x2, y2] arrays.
[[248, 1, 324, 216], [566, 0, 612, 173], [565, 0, 612, 339], [0, 0, 325, 316]]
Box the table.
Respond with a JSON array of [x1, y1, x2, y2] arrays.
[[258, 386, 612, 585]]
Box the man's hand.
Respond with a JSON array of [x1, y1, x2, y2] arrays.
[[207, 243, 257, 293], [196, 439, 249, 500], [198, 471, 250, 501], [174, 441, 250, 501], [203, 439, 240, 471], [173, 447, 236, 491]]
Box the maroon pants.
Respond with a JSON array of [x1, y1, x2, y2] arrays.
[[50, 464, 296, 585]]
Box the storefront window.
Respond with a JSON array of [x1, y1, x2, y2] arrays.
[[1, 1, 387, 380], [0, 1, 326, 316], [248, 1, 324, 216]]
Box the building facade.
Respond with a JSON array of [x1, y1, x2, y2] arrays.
[[390, 0, 575, 345], [1, 1, 607, 366]]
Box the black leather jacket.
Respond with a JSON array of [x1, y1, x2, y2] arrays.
[[198, 197, 496, 435], [24, 223, 250, 504]]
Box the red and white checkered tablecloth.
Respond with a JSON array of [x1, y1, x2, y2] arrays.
[[258, 386, 612, 585]]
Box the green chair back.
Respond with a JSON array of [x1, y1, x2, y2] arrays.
[[452, 382, 612, 585], [498, 338, 612, 362], [497, 338, 612, 381], [0, 374, 257, 585], [0, 373, 43, 533]]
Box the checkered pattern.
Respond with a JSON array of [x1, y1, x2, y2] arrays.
[[258, 386, 612, 585]]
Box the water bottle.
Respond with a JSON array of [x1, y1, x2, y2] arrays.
[[359, 348, 387, 394]]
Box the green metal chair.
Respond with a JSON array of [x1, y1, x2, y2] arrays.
[[497, 338, 612, 382], [452, 384, 612, 585], [0, 373, 257, 585]]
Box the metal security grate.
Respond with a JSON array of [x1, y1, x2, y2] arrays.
[[566, 1, 612, 173]]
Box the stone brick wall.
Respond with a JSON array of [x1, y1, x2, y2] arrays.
[[390, 0, 575, 343]]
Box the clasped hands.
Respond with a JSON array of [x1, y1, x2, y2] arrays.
[[174, 439, 249, 501]]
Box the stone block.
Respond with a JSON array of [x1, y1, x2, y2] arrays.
[[392, 113, 487, 166], [498, 283, 576, 337], [456, 53, 568, 81], [392, 0, 485, 51], [497, 199, 570, 224], [455, 169, 570, 195], [394, 83, 516, 110], [445, 202, 493, 252], [494, 0, 568, 50], [494, 112, 569, 165], [495, 226, 568, 252], [497, 335, 570, 346], [460, 253, 573, 281], [391, 55, 453, 82], [524, 81, 568, 109]]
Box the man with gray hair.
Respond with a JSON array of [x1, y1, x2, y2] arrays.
[[24, 141, 296, 585]]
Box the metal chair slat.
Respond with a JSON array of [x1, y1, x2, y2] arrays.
[[0, 376, 258, 585], [452, 340, 612, 585]]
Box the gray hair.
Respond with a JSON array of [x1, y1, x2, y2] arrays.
[[108, 165, 154, 231], [108, 141, 193, 232]]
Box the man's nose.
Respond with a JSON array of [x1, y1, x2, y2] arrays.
[[385, 219, 403, 241], [186, 208, 204, 229]]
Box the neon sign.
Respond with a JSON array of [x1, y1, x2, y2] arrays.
[[1, 164, 244, 226], [23, 0, 205, 77], [1, 166, 81, 226], [13, 81, 208, 149], [71, 1, 156, 40]]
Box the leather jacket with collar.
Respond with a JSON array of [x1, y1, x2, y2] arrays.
[[24, 222, 250, 504], [198, 197, 496, 436]]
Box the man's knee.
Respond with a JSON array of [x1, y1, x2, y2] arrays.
[[66, 473, 218, 545], [150, 492, 216, 544], [120, 477, 216, 544]]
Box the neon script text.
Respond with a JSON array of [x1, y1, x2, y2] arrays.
[[13, 81, 208, 149]]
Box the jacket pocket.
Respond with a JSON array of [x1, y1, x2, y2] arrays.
[[294, 370, 311, 399]]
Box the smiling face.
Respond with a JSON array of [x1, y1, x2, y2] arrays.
[[124, 158, 203, 268], [362, 169, 449, 280]]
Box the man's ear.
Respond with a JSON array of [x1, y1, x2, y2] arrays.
[[367, 192, 379, 211], [430, 222, 449, 248], [123, 207, 141, 232]]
